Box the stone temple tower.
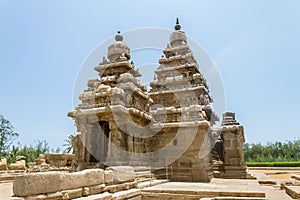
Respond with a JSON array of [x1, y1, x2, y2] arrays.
[[69, 19, 247, 182], [147, 19, 219, 182], [68, 31, 152, 168]]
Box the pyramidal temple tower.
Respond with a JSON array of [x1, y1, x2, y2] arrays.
[[149, 18, 218, 125], [147, 19, 219, 181], [69, 19, 248, 182], [68, 31, 152, 168]]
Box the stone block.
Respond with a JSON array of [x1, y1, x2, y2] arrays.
[[88, 184, 106, 195], [11, 197, 25, 200], [46, 192, 63, 200], [35, 158, 46, 165], [82, 192, 112, 200], [59, 169, 104, 190], [25, 194, 47, 200], [106, 166, 135, 184], [126, 181, 138, 189], [45, 153, 74, 167], [111, 188, 141, 200], [0, 158, 7, 170], [284, 185, 300, 199], [13, 172, 61, 197], [61, 188, 82, 199], [82, 187, 90, 196], [9, 160, 26, 170], [104, 170, 113, 185], [14, 169, 104, 197]]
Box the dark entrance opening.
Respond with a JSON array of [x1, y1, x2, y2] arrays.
[[89, 121, 110, 163]]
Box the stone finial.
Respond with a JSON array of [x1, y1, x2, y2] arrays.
[[174, 18, 181, 30], [107, 31, 131, 62], [170, 18, 187, 47], [115, 31, 123, 41]]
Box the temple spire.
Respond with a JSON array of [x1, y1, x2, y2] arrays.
[[174, 18, 181, 30], [115, 31, 123, 41]]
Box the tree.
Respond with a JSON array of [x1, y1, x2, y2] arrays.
[[63, 134, 75, 153], [0, 115, 19, 157], [6, 140, 51, 164]]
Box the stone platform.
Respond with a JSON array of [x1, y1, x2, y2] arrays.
[[141, 179, 265, 199]]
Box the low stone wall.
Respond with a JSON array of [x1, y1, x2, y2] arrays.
[[36, 153, 74, 167], [0, 158, 26, 171], [13, 166, 137, 199]]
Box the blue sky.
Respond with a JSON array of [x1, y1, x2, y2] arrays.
[[0, 0, 299, 149]]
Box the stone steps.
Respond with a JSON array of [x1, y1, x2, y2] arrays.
[[78, 189, 141, 200], [134, 167, 156, 184]]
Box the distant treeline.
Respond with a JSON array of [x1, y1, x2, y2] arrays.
[[244, 139, 300, 162]]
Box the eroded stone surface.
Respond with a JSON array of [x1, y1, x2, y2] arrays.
[[13, 169, 104, 197], [13, 171, 61, 196], [60, 169, 104, 190], [106, 166, 135, 184]]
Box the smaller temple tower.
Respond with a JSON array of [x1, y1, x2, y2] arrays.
[[68, 32, 152, 169], [210, 112, 247, 178]]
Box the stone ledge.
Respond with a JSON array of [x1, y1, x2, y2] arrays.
[[283, 185, 300, 199], [13, 169, 104, 197], [291, 174, 300, 181]]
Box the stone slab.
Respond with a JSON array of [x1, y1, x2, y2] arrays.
[[13, 169, 104, 197], [13, 172, 61, 196], [106, 166, 135, 184], [250, 172, 277, 185], [260, 185, 292, 200], [61, 188, 83, 199], [87, 184, 106, 195], [60, 169, 104, 190], [284, 185, 300, 199], [142, 179, 265, 198], [111, 188, 141, 199], [75, 192, 112, 200], [292, 174, 300, 181]]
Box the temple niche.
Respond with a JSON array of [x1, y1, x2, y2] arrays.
[[68, 19, 248, 182]]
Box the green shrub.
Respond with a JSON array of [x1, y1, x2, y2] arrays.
[[246, 161, 300, 167]]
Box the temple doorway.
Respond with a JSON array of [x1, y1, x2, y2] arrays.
[[89, 121, 110, 163]]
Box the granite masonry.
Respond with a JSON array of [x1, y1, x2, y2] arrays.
[[68, 19, 248, 182]]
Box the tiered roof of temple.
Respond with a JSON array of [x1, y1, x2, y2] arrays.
[[149, 18, 218, 125]]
